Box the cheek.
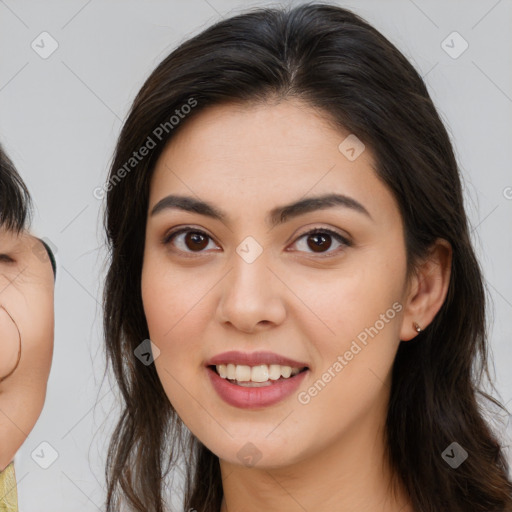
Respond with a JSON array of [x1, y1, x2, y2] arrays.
[[0, 282, 54, 379], [141, 257, 210, 377], [289, 262, 403, 351], [141, 262, 216, 431], [289, 254, 405, 400], [18, 288, 54, 384]]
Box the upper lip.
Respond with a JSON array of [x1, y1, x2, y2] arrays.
[[206, 351, 309, 368]]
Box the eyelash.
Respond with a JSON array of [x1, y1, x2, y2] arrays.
[[0, 254, 14, 263], [162, 226, 351, 258]]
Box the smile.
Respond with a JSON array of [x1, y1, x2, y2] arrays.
[[213, 363, 307, 386], [207, 364, 309, 408]]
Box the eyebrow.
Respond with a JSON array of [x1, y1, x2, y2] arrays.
[[150, 193, 372, 227]]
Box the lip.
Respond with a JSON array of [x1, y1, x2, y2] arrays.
[[207, 365, 309, 409], [205, 350, 308, 368]]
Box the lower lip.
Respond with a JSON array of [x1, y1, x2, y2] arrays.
[[207, 366, 308, 409]]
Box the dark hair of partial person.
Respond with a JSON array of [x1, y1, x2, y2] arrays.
[[102, 3, 512, 511], [0, 143, 31, 232], [0, 144, 56, 277]]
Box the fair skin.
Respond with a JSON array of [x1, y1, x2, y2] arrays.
[[0, 228, 54, 470], [141, 99, 452, 511]]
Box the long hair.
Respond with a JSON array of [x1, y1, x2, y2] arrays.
[[0, 144, 31, 232], [102, 3, 512, 511]]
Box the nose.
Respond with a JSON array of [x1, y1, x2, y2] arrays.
[[216, 250, 286, 334]]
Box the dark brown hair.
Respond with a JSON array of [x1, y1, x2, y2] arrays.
[[0, 143, 31, 232], [102, 3, 512, 511]]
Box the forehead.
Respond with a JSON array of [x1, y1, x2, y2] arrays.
[[149, 99, 400, 228], [155, 99, 363, 172], [0, 225, 24, 244]]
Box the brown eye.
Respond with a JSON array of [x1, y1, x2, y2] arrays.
[[184, 231, 209, 251], [290, 228, 351, 256], [306, 233, 333, 252], [163, 228, 217, 254]]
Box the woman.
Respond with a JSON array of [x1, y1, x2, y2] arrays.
[[102, 3, 512, 511], [0, 145, 55, 511]]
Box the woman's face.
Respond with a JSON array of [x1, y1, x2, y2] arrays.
[[141, 99, 416, 469], [0, 228, 54, 469]]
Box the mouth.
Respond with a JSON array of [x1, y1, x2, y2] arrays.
[[205, 350, 310, 408], [207, 363, 309, 408], [209, 363, 309, 387]]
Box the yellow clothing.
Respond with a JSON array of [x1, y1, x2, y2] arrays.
[[0, 462, 18, 512]]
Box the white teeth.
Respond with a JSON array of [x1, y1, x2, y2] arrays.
[[214, 363, 305, 383], [251, 365, 269, 382], [281, 366, 292, 378], [268, 364, 281, 380], [217, 364, 228, 378], [235, 365, 251, 382], [226, 363, 236, 379]]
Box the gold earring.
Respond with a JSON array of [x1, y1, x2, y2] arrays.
[[413, 321, 422, 333], [0, 304, 22, 383]]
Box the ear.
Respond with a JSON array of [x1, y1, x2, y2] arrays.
[[399, 238, 452, 341]]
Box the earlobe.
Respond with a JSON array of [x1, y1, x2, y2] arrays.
[[413, 321, 422, 334], [399, 238, 452, 341]]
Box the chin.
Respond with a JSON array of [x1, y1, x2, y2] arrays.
[[200, 433, 309, 471]]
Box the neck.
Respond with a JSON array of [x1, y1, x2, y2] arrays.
[[218, 399, 412, 512]]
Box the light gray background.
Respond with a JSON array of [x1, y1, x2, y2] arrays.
[[1, 0, 511, 510]]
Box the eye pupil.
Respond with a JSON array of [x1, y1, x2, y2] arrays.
[[307, 233, 332, 253], [169, 228, 344, 256], [185, 232, 208, 251]]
